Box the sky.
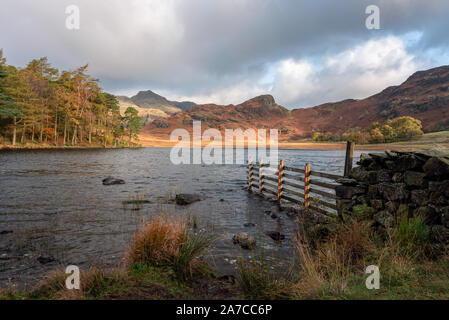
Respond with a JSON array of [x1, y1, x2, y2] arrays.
[[1, 0, 449, 109]]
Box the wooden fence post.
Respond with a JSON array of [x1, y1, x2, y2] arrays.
[[344, 141, 355, 177], [304, 162, 311, 208], [248, 157, 253, 192], [277, 160, 284, 204], [259, 158, 264, 195]]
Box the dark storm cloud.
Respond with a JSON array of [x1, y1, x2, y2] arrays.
[[1, 0, 449, 107]]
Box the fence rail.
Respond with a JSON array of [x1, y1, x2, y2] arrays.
[[247, 141, 354, 216]]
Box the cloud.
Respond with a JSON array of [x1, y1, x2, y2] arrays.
[[0, 0, 449, 108], [169, 36, 423, 108], [271, 36, 422, 107]]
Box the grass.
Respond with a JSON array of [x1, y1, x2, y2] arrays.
[[235, 215, 449, 300], [125, 215, 217, 280], [1, 215, 219, 300], [3, 210, 448, 300]]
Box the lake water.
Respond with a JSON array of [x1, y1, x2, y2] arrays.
[[0, 147, 363, 289]]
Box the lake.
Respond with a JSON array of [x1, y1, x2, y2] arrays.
[[0, 147, 364, 289]]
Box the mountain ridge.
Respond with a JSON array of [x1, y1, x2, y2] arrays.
[[117, 90, 196, 119], [142, 65, 449, 140]]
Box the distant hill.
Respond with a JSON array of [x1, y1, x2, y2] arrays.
[[117, 90, 195, 120], [143, 65, 449, 140]]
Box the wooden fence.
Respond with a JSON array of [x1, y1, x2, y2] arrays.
[[248, 142, 354, 216]]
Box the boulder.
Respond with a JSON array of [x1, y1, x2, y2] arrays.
[[335, 185, 366, 199], [423, 157, 449, 179], [430, 225, 449, 244], [217, 275, 236, 284], [376, 170, 391, 183], [358, 153, 374, 167], [265, 231, 286, 241], [404, 171, 427, 187], [392, 172, 404, 183], [369, 153, 389, 164], [387, 155, 423, 172], [102, 177, 125, 185], [350, 167, 365, 181], [385, 201, 399, 214], [175, 194, 202, 205], [414, 206, 440, 224], [370, 199, 384, 210], [411, 190, 429, 206], [416, 149, 449, 160], [441, 207, 449, 228], [232, 233, 255, 250], [336, 178, 358, 186], [378, 183, 408, 201], [368, 185, 380, 199], [374, 210, 394, 228], [429, 181, 449, 197]]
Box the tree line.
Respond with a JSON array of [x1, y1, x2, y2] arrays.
[[312, 116, 424, 144], [0, 51, 142, 147]]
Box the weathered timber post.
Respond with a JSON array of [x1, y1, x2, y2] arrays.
[[304, 162, 311, 208], [277, 160, 284, 205], [259, 158, 264, 195], [344, 141, 355, 177], [248, 157, 254, 192]]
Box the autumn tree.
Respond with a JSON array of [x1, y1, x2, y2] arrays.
[[124, 107, 142, 146], [0, 54, 139, 147]]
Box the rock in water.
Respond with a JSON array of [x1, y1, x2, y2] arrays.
[[232, 233, 255, 250], [265, 231, 285, 241], [37, 256, 56, 264], [102, 177, 125, 185], [175, 194, 202, 205]]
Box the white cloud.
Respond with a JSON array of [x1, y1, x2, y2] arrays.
[[159, 81, 267, 105], [271, 36, 424, 108], [1, 1, 448, 108]]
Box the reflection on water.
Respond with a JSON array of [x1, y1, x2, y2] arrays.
[[0, 148, 363, 289]]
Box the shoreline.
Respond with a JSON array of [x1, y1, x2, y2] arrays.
[[3, 142, 446, 151], [138, 135, 448, 151], [0, 144, 142, 151]]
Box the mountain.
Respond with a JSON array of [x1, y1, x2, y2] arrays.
[[117, 90, 196, 119], [142, 65, 449, 140]]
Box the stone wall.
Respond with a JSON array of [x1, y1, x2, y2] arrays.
[[336, 149, 449, 243]]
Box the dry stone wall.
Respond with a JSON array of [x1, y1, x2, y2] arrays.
[[336, 149, 449, 243]]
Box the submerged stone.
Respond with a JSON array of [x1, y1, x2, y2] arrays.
[[175, 194, 202, 205], [102, 177, 125, 185], [232, 233, 255, 250]]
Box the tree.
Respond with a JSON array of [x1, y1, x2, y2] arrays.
[[0, 54, 135, 148], [124, 107, 142, 146], [368, 127, 384, 143], [0, 51, 21, 144], [312, 132, 323, 142], [386, 116, 424, 140]]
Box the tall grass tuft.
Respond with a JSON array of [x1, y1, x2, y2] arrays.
[[395, 214, 431, 258], [290, 220, 375, 299], [125, 215, 216, 280], [31, 267, 128, 300], [236, 250, 291, 300]]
